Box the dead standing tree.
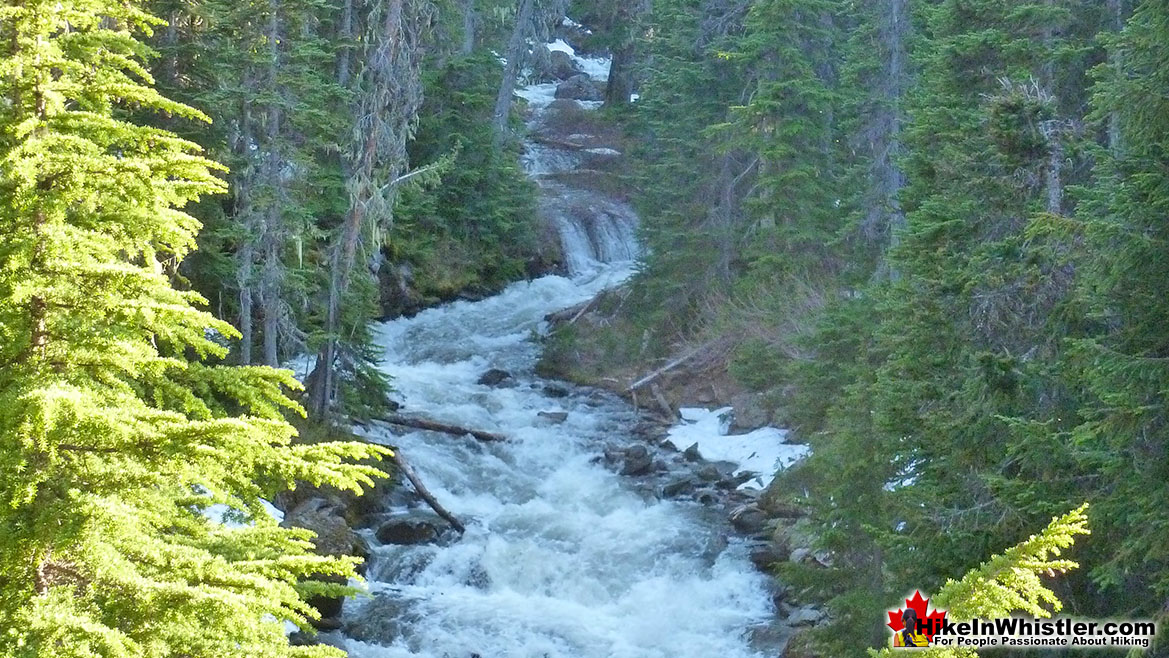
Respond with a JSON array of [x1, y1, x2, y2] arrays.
[[491, 0, 568, 147], [308, 0, 434, 417]]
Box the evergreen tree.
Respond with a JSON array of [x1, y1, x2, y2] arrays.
[[1071, 0, 1169, 607], [0, 3, 387, 654], [870, 505, 1089, 658]]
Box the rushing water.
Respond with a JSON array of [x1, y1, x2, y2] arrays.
[[329, 51, 781, 658]]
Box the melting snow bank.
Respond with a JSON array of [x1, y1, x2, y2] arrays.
[[543, 36, 610, 82], [664, 408, 809, 490]]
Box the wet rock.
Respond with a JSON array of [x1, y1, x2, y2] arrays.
[[281, 498, 365, 558], [378, 262, 425, 319], [683, 443, 703, 462], [696, 463, 723, 482], [477, 369, 513, 386], [621, 445, 653, 476], [279, 498, 366, 627], [555, 74, 603, 102], [545, 49, 582, 80], [730, 391, 771, 431], [693, 488, 719, 505], [662, 477, 697, 498], [537, 411, 569, 423], [789, 547, 813, 564], [727, 471, 759, 490], [765, 500, 808, 520], [729, 504, 767, 534], [376, 514, 442, 545], [344, 596, 414, 645], [787, 605, 826, 627], [580, 147, 623, 170], [543, 383, 571, 398], [749, 541, 788, 571], [749, 621, 795, 656], [289, 631, 347, 649]]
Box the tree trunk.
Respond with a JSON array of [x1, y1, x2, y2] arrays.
[[605, 46, 635, 107], [237, 254, 254, 365], [259, 0, 285, 368], [261, 242, 281, 367], [603, 0, 647, 108], [1107, 0, 1127, 153], [392, 451, 466, 533], [309, 0, 423, 418], [378, 414, 506, 442], [337, 0, 354, 87], [461, 0, 476, 56], [492, 0, 536, 146]]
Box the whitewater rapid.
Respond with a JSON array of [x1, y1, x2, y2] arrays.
[[331, 267, 779, 658], [327, 30, 783, 658]]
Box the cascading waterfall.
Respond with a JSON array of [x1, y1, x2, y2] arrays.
[[329, 28, 784, 658]]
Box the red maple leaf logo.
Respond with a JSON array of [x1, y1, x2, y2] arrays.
[[887, 591, 947, 641]]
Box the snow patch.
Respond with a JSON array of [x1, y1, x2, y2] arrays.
[[665, 407, 809, 490], [516, 82, 559, 110], [547, 38, 575, 56]]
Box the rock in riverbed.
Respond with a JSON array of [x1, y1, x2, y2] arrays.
[[477, 368, 513, 386], [729, 504, 767, 534], [621, 445, 654, 476], [376, 513, 443, 545]]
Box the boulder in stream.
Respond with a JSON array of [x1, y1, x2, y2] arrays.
[[545, 49, 582, 80], [620, 445, 654, 476], [662, 477, 697, 498], [376, 513, 443, 545], [555, 74, 603, 102], [344, 596, 418, 645], [280, 498, 367, 627], [537, 410, 569, 423], [477, 368, 513, 386]]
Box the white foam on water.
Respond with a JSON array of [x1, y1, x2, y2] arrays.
[[332, 269, 779, 657]]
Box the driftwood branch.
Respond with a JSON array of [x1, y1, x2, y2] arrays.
[[545, 295, 601, 327], [378, 414, 505, 442], [391, 451, 466, 534], [627, 342, 716, 392]]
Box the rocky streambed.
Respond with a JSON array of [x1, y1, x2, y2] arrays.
[[276, 16, 828, 658]]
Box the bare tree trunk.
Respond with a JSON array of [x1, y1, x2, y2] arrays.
[[604, 0, 648, 108], [391, 452, 466, 533], [871, 0, 908, 280], [163, 4, 180, 86], [337, 0, 354, 86], [309, 0, 427, 418], [1042, 119, 1064, 215], [461, 0, 476, 55], [1039, 0, 1062, 215], [1107, 0, 1127, 153], [884, 0, 907, 245], [259, 0, 286, 368], [237, 250, 254, 365], [605, 47, 635, 107], [261, 242, 281, 366], [234, 89, 259, 366], [492, 0, 536, 146]]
